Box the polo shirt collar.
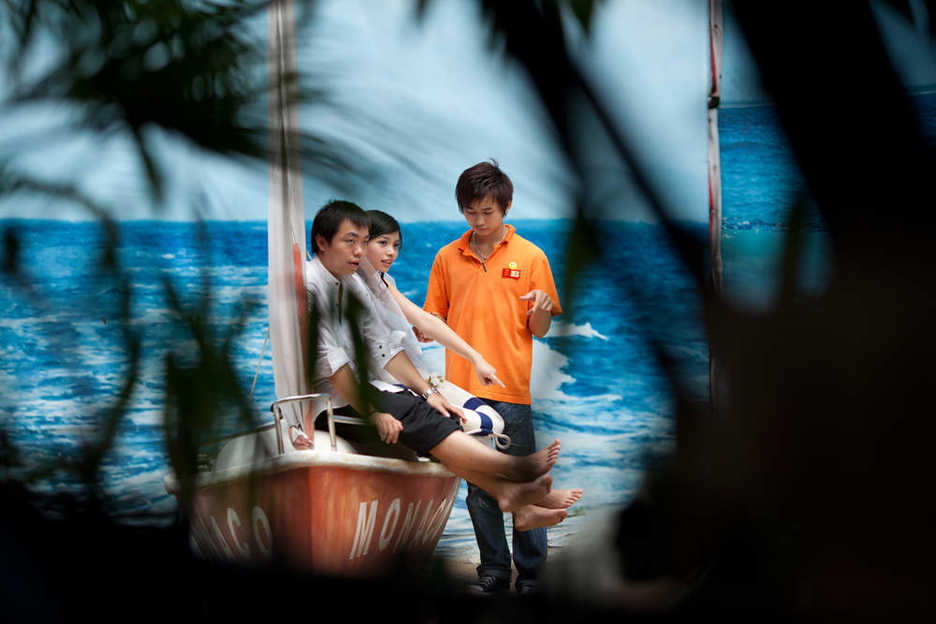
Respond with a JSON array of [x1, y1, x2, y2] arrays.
[[457, 224, 515, 257]]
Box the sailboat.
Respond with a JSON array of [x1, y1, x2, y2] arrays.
[[163, 0, 460, 575]]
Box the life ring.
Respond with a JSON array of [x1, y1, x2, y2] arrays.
[[431, 377, 511, 450]]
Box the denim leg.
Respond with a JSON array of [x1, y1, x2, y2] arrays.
[[495, 401, 547, 584], [465, 400, 547, 582], [466, 481, 510, 579]]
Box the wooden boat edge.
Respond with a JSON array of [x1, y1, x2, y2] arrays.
[[165, 450, 456, 494]]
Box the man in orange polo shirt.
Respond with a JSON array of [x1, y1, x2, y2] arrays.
[[422, 160, 562, 595]]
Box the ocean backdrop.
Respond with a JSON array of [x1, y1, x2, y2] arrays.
[[0, 217, 707, 559], [4, 90, 934, 562]]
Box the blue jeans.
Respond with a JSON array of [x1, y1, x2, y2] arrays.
[[466, 399, 546, 586]]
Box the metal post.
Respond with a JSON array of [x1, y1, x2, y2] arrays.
[[326, 398, 337, 452], [274, 406, 285, 455], [708, 0, 724, 413]]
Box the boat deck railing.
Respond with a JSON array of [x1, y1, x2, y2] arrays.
[[270, 393, 367, 454]]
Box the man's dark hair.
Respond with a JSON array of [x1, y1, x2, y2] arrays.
[[366, 210, 402, 248], [455, 160, 513, 214], [310, 200, 368, 254]]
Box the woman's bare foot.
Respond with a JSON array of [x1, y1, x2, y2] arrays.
[[497, 474, 552, 512], [538, 488, 583, 509], [514, 505, 568, 531], [504, 439, 560, 481]]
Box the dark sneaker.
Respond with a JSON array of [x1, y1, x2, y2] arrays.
[[470, 575, 510, 594], [516, 581, 538, 595]]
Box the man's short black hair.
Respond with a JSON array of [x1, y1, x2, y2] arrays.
[[310, 200, 368, 254], [455, 160, 513, 214]]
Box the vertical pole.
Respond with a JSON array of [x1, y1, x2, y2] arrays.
[[708, 0, 724, 295], [708, 0, 724, 410]]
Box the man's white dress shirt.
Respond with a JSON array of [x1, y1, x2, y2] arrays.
[[303, 254, 406, 409]]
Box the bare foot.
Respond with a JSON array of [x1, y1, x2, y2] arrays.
[[514, 505, 567, 531], [498, 474, 552, 512], [538, 488, 583, 509], [505, 439, 560, 481]]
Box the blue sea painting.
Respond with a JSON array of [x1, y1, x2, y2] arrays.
[[3, 90, 933, 562], [0, 217, 705, 559]]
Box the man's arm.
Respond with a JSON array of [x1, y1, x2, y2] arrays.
[[521, 251, 562, 338], [328, 364, 402, 444], [333, 284, 412, 444], [328, 364, 370, 415], [521, 289, 554, 338]]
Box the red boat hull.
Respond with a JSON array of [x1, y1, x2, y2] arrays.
[[183, 461, 460, 576]]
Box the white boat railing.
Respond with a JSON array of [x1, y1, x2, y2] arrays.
[[270, 393, 369, 454]]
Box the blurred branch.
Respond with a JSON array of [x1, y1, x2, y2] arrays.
[[732, 2, 936, 244], [1, 0, 373, 209], [459, 0, 710, 407], [5, 1, 274, 201], [880, 0, 936, 42], [161, 231, 258, 522]]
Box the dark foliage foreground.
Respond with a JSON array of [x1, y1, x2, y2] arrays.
[[3, 1, 936, 619]]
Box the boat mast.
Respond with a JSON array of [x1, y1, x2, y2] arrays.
[[267, 0, 308, 425], [708, 0, 723, 294], [708, 0, 724, 408]]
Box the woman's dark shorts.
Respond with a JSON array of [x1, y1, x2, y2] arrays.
[[316, 389, 461, 456]]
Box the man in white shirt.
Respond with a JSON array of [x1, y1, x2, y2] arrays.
[[303, 200, 561, 514]]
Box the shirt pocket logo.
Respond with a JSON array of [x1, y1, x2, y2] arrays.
[[502, 267, 521, 279]]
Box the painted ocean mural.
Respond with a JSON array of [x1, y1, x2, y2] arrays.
[[3, 90, 934, 563], [0, 218, 704, 560]]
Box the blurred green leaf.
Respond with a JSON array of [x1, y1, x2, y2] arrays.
[[564, 0, 602, 33]]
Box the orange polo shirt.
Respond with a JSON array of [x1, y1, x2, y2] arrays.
[[423, 225, 561, 405]]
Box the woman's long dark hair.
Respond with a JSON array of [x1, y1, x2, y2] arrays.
[[365, 210, 401, 247], [365, 210, 401, 285]]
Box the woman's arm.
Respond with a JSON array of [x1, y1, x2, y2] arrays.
[[387, 283, 505, 387]]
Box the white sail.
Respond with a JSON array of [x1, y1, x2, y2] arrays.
[[267, 0, 307, 427]]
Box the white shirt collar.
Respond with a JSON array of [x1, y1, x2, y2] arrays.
[[305, 254, 342, 292]]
